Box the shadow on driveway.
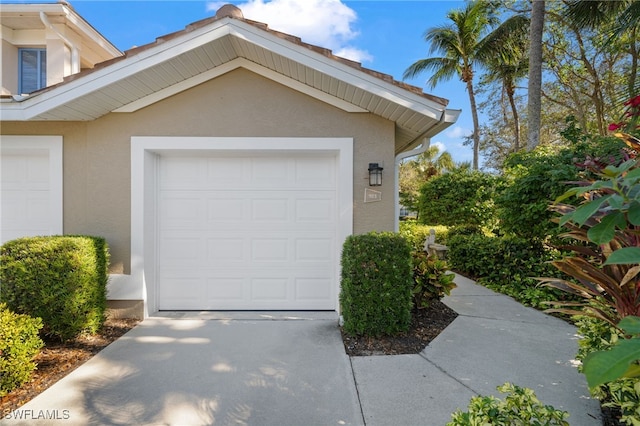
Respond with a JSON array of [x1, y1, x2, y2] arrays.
[[6, 315, 362, 425]]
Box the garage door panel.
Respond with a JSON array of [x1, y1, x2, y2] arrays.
[[251, 158, 289, 185], [206, 278, 246, 301], [295, 157, 336, 187], [295, 278, 332, 300], [1, 146, 58, 244], [295, 238, 333, 261], [207, 198, 247, 221], [250, 238, 288, 261], [157, 153, 337, 310], [207, 157, 250, 186], [159, 276, 205, 307], [160, 237, 203, 264], [251, 278, 289, 300], [161, 196, 203, 222], [251, 198, 290, 221], [295, 198, 335, 222], [207, 238, 246, 261]]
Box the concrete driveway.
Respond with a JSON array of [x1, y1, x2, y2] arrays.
[[4, 312, 362, 426], [2, 276, 601, 425]]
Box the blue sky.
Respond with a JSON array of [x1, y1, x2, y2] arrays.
[[20, 0, 475, 163]]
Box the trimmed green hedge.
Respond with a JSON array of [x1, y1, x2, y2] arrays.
[[0, 303, 43, 397], [447, 234, 568, 309], [340, 232, 412, 336], [0, 236, 109, 340], [399, 221, 450, 252]]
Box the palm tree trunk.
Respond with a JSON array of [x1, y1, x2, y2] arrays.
[[506, 83, 520, 151], [527, 0, 545, 150], [466, 79, 480, 170]]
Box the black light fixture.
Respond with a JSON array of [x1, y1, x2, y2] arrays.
[[368, 162, 383, 186]]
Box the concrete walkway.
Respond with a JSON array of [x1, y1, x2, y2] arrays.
[[351, 274, 601, 425], [2, 274, 601, 425]]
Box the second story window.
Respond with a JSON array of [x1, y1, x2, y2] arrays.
[[19, 48, 47, 94]]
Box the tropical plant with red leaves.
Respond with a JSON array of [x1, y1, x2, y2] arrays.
[[538, 97, 640, 326]]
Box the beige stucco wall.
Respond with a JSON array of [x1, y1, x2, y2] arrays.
[[1, 68, 396, 273]]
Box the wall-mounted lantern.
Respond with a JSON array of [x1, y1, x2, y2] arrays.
[[368, 163, 383, 186]]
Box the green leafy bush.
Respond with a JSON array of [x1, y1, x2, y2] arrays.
[[497, 146, 581, 242], [447, 383, 569, 425], [0, 303, 44, 397], [417, 168, 501, 229], [411, 251, 456, 309], [446, 224, 484, 240], [340, 232, 412, 336], [496, 127, 625, 243], [448, 234, 569, 309], [399, 221, 450, 252], [0, 236, 109, 340], [574, 311, 640, 425]]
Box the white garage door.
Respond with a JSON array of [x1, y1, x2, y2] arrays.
[[157, 153, 338, 310], [0, 137, 62, 245]]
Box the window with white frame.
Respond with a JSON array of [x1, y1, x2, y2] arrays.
[[19, 48, 47, 94]]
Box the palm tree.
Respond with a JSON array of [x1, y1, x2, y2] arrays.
[[415, 145, 455, 178], [403, 1, 495, 170], [527, 0, 545, 151], [477, 14, 530, 151]]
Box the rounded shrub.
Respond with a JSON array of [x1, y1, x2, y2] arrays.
[[340, 232, 412, 336], [0, 236, 109, 340], [0, 303, 44, 397]]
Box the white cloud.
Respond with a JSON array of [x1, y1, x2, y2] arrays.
[[333, 47, 373, 64], [206, 0, 372, 63], [445, 126, 472, 139]]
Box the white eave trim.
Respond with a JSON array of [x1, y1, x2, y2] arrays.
[[113, 57, 367, 114]]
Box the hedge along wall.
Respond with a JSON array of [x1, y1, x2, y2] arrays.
[[0, 236, 109, 340], [340, 232, 413, 336]]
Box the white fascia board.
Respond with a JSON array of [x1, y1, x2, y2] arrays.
[[226, 20, 445, 120], [114, 57, 367, 113], [0, 104, 27, 121], [12, 19, 236, 120], [422, 108, 462, 138]]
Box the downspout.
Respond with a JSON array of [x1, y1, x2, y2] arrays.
[[394, 138, 430, 232], [40, 11, 80, 74]]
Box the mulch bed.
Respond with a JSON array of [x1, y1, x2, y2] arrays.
[[1, 318, 140, 416], [340, 299, 458, 356]]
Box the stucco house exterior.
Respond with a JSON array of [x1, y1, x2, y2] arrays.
[[0, 3, 460, 318]]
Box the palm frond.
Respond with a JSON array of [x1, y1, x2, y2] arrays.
[[403, 57, 458, 89], [564, 0, 628, 29]]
